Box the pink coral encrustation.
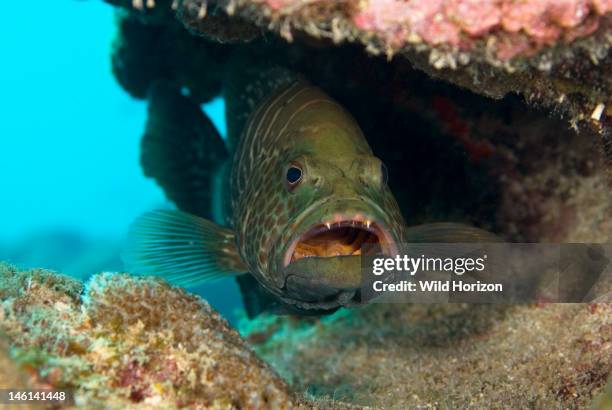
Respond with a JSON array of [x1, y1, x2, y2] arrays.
[[350, 0, 611, 59]]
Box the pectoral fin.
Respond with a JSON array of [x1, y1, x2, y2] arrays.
[[123, 210, 249, 287], [405, 222, 502, 243], [404, 222, 501, 283]]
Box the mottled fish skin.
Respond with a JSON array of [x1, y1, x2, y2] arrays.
[[128, 58, 504, 315], [128, 76, 500, 314], [228, 82, 407, 301]]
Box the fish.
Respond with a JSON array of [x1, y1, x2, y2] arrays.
[[124, 62, 498, 317]]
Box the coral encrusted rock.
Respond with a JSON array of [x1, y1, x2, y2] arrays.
[[104, 0, 611, 222], [0, 263, 299, 409], [241, 303, 611, 409], [106, 0, 611, 143]]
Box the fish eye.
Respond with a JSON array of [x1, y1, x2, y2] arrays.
[[380, 162, 389, 185], [286, 164, 303, 187]]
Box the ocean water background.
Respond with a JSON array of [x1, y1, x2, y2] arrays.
[[0, 2, 243, 323]]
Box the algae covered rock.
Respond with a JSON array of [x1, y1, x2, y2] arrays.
[[0, 263, 297, 409], [241, 303, 611, 408], [104, 0, 611, 245], [111, 10, 230, 102], [0, 335, 42, 410], [106, 0, 611, 145]]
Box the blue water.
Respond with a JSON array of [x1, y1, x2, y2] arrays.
[[0, 2, 242, 323]]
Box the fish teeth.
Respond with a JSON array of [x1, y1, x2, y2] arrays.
[[198, 1, 207, 18], [321, 219, 373, 229]]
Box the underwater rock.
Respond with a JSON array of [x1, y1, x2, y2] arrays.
[[0, 263, 304, 409], [107, 5, 611, 243], [111, 9, 231, 102], [106, 0, 611, 244], [0, 335, 41, 410], [241, 302, 612, 408], [106, 0, 611, 141]]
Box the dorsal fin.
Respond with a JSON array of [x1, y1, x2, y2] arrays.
[[142, 82, 228, 219]]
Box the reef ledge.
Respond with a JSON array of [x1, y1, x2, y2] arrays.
[[241, 302, 612, 408], [1, 264, 610, 408], [0, 262, 359, 409], [105, 0, 611, 150]]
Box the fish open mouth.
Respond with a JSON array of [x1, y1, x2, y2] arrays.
[[283, 219, 396, 268]]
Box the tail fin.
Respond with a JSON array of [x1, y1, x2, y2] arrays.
[[142, 82, 229, 219], [123, 210, 248, 287]]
